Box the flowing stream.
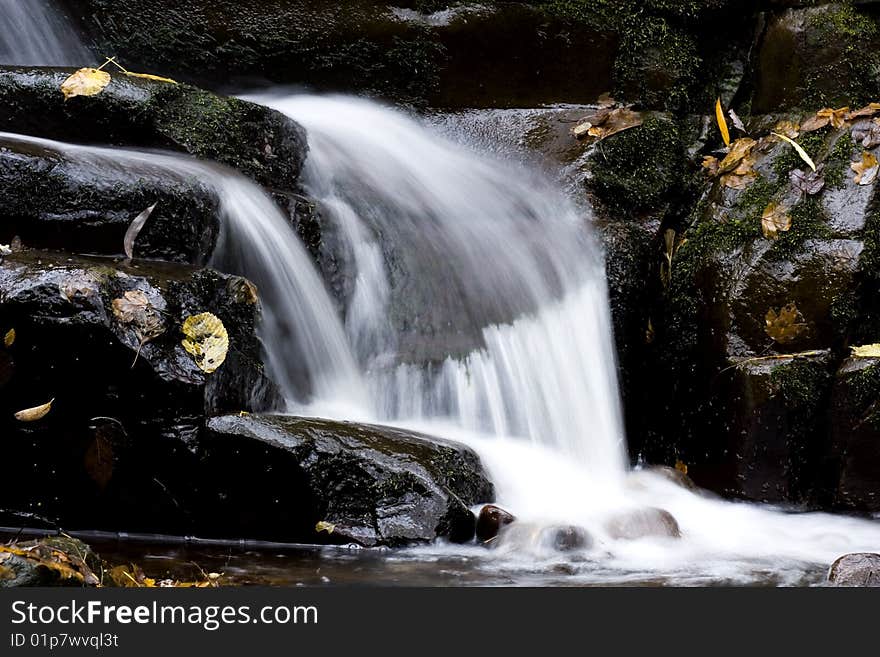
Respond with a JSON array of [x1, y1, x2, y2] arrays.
[[0, 0, 91, 66]]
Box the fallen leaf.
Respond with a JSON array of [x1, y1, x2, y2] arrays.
[[773, 120, 800, 139], [801, 107, 849, 132], [124, 71, 177, 85], [852, 344, 880, 358], [181, 312, 229, 374], [716, 98, 730, 146], [587, 107, 643, 141], [674, 460, 688, 475], [718, 138, 756, 174], [728, 109, 747, 134], [123, 203, 157, 260], [112, 290, 166, 364], [571, 121, 592, 139], [60, 68, 111, 101], [720, 152, 758, 189], [851, 151, 879, 185], [14, 398, 54, 422], [765, 304, 807, 344], [4, 328, 14, 348], [316, 521, 335, 534], [789, 167, 825, 195], [772, 132, 816, 171], [846, 103, 880, 120], [761, 201, 792, 239], [852, 119, 880, 149], [702, 155, 719, 176], [59, 272, 102, 302]]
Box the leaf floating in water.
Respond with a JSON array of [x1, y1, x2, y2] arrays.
[[60, 68, 111, 101], [181, 312, 229, 373], [761, 202, 792, 239], [123, 202, 157, 260], [852, 344, 880, 358], [14, 398, 54, 422], [715, 98, 730, 146], [765, 304, 806, 344], [3, 328, 14, 348], [772, 132, 816, 172], [851, 151, 879, 185]]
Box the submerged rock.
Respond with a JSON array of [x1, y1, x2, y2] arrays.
[[828, 553, 880, 587], [0, 67, 306, 191], [495, 522, 593, 553], [201, 415, 495, 546], [606, 507, 681, 540], [476, 504, 516, 543]]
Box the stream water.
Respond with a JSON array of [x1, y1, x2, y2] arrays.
[[2, 0, 880, 586]]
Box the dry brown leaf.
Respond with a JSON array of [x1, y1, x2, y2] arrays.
[[852, 119, 880, 149], [773, 120, 801, 139], [765, 304, 807, 344], [59, 272, 102, 303], [587, 107, 643, 141], [14, 398, 54, 422], [123, 203, 157, 260], [846, 103, 880, 120], [112, 290, 166, 363], [761, 202, 792, 239], [674, 460, 688, 475], [718, 138, 756, 174], [60, 68, 111, 101], [802, 107, 849, 132], [852, 151, 879, 185], [720, 152, 758, 189], [702, 155, 719, 176]]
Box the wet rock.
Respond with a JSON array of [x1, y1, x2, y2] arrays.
[[642, 465, 699, 492], [830, 357, 880, 511], [496, 522, 593, 553], [828, 552, 880, 587], [201, 415, 494, 546], [476, 504, 516, 543], [0, 536, 102, 588], [606, 508, 681, 540], [543, 525, 593, 552], [0, 67, 306, 191], [0, 250, 279, 533], [752, 4, 880, 112], [0, 135, 220, 265]]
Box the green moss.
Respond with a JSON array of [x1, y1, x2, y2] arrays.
[[770, 357, 831, 408], [768, 197, 832, 260], [844, 363, 880, 429], [589, 116, 686, 212], [825, 132, 857, 189]]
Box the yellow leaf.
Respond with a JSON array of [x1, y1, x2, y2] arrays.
[[674, 460, 688, 475], [773, 120, 801, 139], [14, 398, 54, 422], [124, 71, 177, 85], [181, 312, 229, 374], [765, 304, 806, 345], [772, 132, 816, 172], [851, 151, 879, 185], [715, 98, 730, 147], [851, 344, 880, 358], [761, 201, 792, 239], [60, 68, 111, 101], [3, 328, 14, 348], [316, 521, 335, 534]]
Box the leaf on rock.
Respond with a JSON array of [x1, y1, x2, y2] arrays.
[[124, 71, 177, 85], [846, 103, 880, 120], [123, 203, 157, 260], [59, 272, 101, 302], [674, 460, 688, 475], [761, 201, 792, 239], [14, 398, 54, 422], [112, 290, 166, 365], [851, 344, 880, 358], [586, 107, 643, 141], [60, 68, 111, 101], [716, 98, 730, 146], [772, 132, 816, 171], [852, 119, 880, 149], [801, 107, 849, 132], [720, 151, 758, 189], [729, 109, 747, 134], [316, 521, 336, 535], [4, 328, 14, 348], [851, 151, 879, 185], [702, 155, 719, 176], [765, 304, 807, 344], [773, 120, 801, 139], [718, 138, 756, 174], [181, 312, 229, 374], [790, 167, 825, 195]]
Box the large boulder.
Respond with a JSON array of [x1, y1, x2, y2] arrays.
[[0, 67, 306, 192], [828, 552, 880, 587], [200, 415, 495, 546]]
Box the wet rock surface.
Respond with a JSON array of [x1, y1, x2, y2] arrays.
[[828, 552, 880, 587], [202, 414, 495, 546], [0, 536, 102, 588], [476, 504, 516, 543], [606, 508, 681, 540], [0, 67, 306, 192]]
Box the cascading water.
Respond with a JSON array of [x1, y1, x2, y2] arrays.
[[0, 0, 91, 66]]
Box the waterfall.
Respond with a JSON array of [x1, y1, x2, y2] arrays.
[[0, 132, 368, 409], [0, 0, 91, 66], [250, 94, 627, 474]]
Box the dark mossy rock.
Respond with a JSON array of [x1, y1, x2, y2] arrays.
[[752, 3, 880, 112], [648, 115, 880, 506], [0, 135, 221, 265], [200, 414, 495, 546], [61, 0, 615, 108], [0, 536, 101, 588], [828, 552, 880, 587], [0, 67, 306, 191], [0, 251, 278, 528], [830, 357, 880, 511]]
